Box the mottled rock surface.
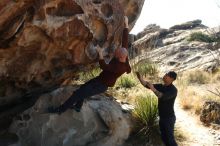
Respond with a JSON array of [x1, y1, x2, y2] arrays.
[[0, 0, 144, 129], [0, 0, 144, 101], [9, 86, 133, 146]]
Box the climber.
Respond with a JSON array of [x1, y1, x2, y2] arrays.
[[136, 71, 178, 146], [48, 16, 131, 113]]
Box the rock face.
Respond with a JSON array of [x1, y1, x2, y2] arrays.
[[132, 20, 220, 72], [200, 101, 220, 125], [9, 86, 132, 146], [0, 0, 144, 126], [0, 0, 145, 100]]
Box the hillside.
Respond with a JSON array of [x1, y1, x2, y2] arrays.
[[130, 20, 220, 73]]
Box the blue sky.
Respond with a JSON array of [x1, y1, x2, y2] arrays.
[[131, 0, 220, 34]]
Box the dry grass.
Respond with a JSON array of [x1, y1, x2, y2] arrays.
[[185, 70, 210, 84], [174, 127, 187, 144], [205, 92, 220, 103], [108, 83, 153, 104], [115, 74, 137, 89], [178, 89, 204, 114], [108, 71, 160, 104], [212, 69, 220, 83], [132, 59, 159, 77], [176, 69, 220, 114]]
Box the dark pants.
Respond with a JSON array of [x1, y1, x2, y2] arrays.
[[58, 78, 108, 112], [159, 116, 178, 146]]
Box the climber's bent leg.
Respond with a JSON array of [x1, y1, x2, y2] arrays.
[[48, 78, 107, 113]]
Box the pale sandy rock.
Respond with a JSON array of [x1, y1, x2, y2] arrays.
[[9, 86, 132, 146]]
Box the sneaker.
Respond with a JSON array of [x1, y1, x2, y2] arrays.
[[70, 105, 81, 112], [47, 106, 62, 115]]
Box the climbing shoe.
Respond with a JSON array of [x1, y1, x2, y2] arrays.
[[47, 106, 62, 115], [70, 105, 81, 112]]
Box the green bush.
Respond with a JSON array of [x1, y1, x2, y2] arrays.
[[188, 32, 218, 43], [79, 67, 101, 82], [116, 74, 137, 89], [132, 95, 159, 142], [133, 60, 158, 77]]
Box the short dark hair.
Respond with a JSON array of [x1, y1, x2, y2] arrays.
[[166, 71, 177, 80]]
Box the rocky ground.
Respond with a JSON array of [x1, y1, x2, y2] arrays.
[[175, 82, 220, 146], [175, 99, 220, 146]]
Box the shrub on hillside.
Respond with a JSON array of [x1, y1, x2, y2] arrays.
[[133, 59, 158, 77], [188, 32, 218, 43], [116, 74, 137, 89]]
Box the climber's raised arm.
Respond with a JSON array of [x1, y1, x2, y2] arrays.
[[121, 16, 131, 73], [122, 16, 129, 49]]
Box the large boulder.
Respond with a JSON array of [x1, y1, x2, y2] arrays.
[[0, 0, 145, 128], [9, 86, 133, 146], [0, 0, 145, 100]]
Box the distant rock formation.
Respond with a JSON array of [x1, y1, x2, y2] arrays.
[[136, 24, 161, 40], [169, 19, 207, 30], [131, 20, 220, 72]]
